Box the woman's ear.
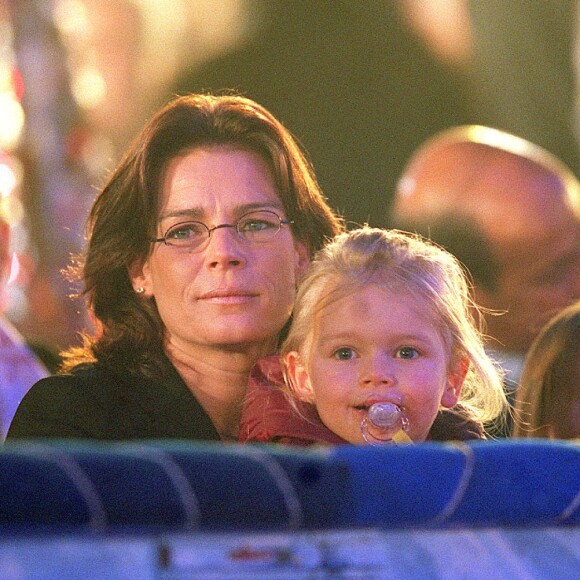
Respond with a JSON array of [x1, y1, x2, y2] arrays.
[[293, 240, 311, 279], [284, 351, 315, 403], [128, 258, 153, 297], [441, 354, 469, 408]]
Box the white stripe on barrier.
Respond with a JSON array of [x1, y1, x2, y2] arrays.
[[15, 444, 108, 531], [237, 446, 304, 531], [557, 481, 580, 523], [429, 442, 475, 526], [119, 444, 202, 530]]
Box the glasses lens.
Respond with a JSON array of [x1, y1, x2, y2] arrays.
[[237, 210, 281, 241], [164, 221, 208, 248]]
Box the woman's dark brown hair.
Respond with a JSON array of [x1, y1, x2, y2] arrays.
[[63, 93, 343, 376]]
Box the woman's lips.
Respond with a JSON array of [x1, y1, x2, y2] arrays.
[[198, 289, 258, 304]]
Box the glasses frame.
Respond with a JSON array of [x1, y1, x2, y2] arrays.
[[151, 209, 294, 251]]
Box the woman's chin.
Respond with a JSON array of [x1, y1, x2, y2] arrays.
[[202, 326, 280, 352]]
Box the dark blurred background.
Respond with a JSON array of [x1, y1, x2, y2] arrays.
[[1, 0, 578, 354]]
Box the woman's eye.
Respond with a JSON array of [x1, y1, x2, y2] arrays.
[[396, 346, 420, 359], [332, 347, 357, 360], [166, 222, 205, 240], [240, 218, 276, 232]]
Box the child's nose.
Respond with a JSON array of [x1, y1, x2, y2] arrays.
[[360, 354, 394, 387]]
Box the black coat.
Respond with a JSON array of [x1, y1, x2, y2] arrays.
[[6, 360, 220, 441]]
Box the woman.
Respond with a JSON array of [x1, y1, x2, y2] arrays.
[[7, 93, 343, 440]]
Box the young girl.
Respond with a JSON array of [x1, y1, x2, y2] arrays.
[[239, 227, 508, 445]]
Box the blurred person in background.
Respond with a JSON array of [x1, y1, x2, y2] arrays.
[[389, 126, 580, 434], [0, 215, 49, 440], [513, 301, 580, 440]]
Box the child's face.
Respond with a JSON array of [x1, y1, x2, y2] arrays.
[[286, 284, 466, 443]]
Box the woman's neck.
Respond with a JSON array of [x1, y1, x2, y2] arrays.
[[165, 339, 276, 440]]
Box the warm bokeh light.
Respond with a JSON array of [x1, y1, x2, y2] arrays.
[[53, 0, 90, 38], [0, 92, 24, 150], [0, 160, 16, 199], [71, 65, 106, 109], [0, 194, 24, 229], [7, 251, 19, 285], [0, 63, 13, 93]]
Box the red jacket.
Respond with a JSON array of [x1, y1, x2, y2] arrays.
[[238, 356, 484, 446]]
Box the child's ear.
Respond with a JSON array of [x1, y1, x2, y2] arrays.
[[441, 355, 469, 408], [284, 351, 315, 404]]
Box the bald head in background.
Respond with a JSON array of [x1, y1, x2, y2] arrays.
[[390, 126, 580, 377]]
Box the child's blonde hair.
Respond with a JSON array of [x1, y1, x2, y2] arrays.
[[281, 227, 507, 425]]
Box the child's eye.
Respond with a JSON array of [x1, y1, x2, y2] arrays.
[[332, 347, 357, 360], [396, 346, 420, 359]]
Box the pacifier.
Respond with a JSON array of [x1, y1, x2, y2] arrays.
[[360, 402, 412, 446]]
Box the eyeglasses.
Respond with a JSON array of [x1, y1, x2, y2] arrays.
[[151, 209, 294, 252]]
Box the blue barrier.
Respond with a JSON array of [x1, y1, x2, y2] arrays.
[[0, 440, 578, 578], [0, 439, 578, 533]]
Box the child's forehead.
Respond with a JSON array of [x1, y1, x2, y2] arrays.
[[314, 278, 433, 316], [310, 284, 454, 350]]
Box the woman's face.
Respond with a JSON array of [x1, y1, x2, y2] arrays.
[[131, 145, 309, 355], [286, 285, 466, 443]]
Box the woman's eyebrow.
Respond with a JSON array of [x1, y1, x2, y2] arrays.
[[159, 208, 204, 222], [159, 201, 285, 222]]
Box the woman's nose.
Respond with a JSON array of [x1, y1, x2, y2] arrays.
[[205, 225, 247, 269]]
